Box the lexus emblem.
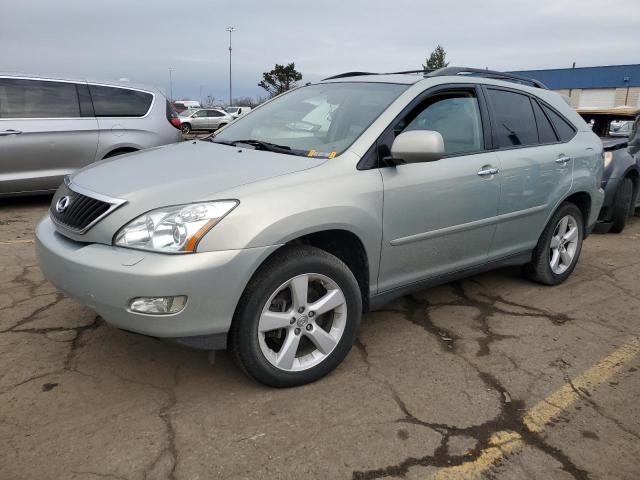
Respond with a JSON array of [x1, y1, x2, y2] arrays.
[[55, 195, 71, 213]]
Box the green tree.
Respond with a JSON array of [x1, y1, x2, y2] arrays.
[[258, 63, 303, 97], [422, 45, 449, 70]]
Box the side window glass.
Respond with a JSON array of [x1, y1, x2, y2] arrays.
[[487, 89, 538, 148], [0, 78, 80, 118], [208, 110, 223, 117], [194, 110, 207, 117], [89, 85, 153, 117], [399, 93, 484, 155], [531, 99, 558, 144], [542, 104, 576, 142]]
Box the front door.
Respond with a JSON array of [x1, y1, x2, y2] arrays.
[[191, 110, 209, 130], [378, 87, 501, 292]]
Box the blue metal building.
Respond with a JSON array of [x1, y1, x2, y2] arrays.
[[508, 64, 640, 109]]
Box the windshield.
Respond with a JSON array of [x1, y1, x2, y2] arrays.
[[213, 82, 408, 158], [226, 107, 239, 114]]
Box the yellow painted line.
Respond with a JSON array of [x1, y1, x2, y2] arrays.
[[431, 337, 640, 480], [0, 239, 34, 245]]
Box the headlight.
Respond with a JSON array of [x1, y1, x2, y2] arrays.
[[114, 201, 238, 253], [603, 151, 613, 169]]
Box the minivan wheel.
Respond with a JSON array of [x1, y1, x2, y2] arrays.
[[524, 202, 584, 286], [610, 177, 633, 233], [181, 123, 191, 134], [230, 245, 362, 387]]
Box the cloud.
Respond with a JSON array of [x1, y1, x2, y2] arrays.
[[1, 0, 638, 102]]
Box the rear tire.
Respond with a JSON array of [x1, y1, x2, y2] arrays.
[[524, 202, 584, 286], [610, 177, 634, 233], [181, 123, 191, 134], [229, 245, 362, 387], [217, 123, 227, 130]]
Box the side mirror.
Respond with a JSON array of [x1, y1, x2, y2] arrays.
[[390, 130, 445, 164]]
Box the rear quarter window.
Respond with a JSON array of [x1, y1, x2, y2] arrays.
[[541, 104, 576, 142], [89, 85, 153, 117]]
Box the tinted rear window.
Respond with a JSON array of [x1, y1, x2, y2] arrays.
[[487, 89, 538, 148], [542, 104, 576, 142], [89, 85, 153, 117], [531, 99, 558, 144], [0, 78, 80, 118]]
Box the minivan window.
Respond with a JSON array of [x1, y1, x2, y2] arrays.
[[89, 85, 153, 117], [213, 82, 409, 158], [541, 104, 576, 142], [531, 99, 558, 144], [0, 78, 80, 118], [400, 93, 484, 155], [487, 89, 538, 148]]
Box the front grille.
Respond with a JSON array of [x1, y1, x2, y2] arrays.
[[50, 181, 114, 233]]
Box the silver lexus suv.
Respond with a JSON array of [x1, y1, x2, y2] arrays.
[[36, 67, 604, 387], [0, 75, 182, 196]]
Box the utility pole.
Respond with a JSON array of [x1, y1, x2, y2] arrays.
[[226, 26, 235, 107], [199, 85, 203, 106], [169, 67, 173, 101]]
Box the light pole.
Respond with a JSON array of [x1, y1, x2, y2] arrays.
[[168, 67, 173, 102], [226, 26, 235, 107]]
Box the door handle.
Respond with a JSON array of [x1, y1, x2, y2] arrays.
[[556, 155, 571, 165], [477, 167, 499, 177], [0, 129, 22, 136]]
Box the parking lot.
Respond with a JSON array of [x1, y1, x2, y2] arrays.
[[1, 197, 639, 480]]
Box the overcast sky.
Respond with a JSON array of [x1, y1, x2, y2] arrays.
[[1, 0, 638, 103]]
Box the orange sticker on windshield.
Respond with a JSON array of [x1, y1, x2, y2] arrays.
[[307, 149, 317, 157]]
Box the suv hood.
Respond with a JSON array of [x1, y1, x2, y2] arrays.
[[71, 141, 325, 204]]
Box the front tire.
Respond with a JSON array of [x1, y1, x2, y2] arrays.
[[524, 202, 584, 285], [230, 246, 362, 387], [610, 177, 633, 233]]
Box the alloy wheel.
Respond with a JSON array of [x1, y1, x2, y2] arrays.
[[257, 273, 347, 372], [549, 214, 579, 275]]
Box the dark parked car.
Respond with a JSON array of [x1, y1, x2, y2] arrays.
[[578, 107, 640, 233]]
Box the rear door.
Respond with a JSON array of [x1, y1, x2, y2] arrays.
[[378, 85, 501, 291], [207, 109, 226, 128], [483, 87, 575, 258], [0, 78, 98, 194]]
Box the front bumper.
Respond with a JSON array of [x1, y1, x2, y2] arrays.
[[36, 216, 278, 339]]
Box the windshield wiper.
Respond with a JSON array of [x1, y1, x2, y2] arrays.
[[230, 139, 292, 152]]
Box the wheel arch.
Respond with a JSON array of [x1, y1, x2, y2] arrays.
[[102, 146, 139, 159], [239, 228, 371, 314], [560, 191, 592, 234]]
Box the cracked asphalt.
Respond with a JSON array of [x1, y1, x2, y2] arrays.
[[1, 196, 640, 480]]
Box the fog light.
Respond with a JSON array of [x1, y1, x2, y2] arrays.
[[129, 296, 187, 315]]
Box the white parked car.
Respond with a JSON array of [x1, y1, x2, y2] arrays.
[[226, 106, 252, 118]]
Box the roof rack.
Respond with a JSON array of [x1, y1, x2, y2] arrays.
[[322, 66, 548, 89], [426, 67, 548, 89], [322, 71, 376, 80]]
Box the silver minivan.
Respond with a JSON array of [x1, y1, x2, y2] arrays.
[[0, 75, 182, 196], [36, 67, 605, 387]]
